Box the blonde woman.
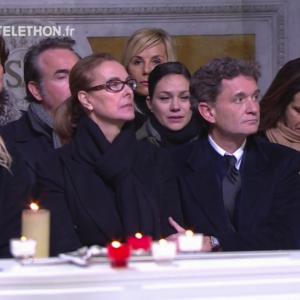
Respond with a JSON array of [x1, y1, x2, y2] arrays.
[[0, 136, 31, 257], [121, 28, 177, 129]]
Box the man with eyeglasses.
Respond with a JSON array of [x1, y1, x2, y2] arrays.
[[0, 37, 80, 188]]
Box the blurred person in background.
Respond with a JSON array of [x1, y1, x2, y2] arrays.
[[0, 35, 21, 126], [258, 58, 300, 151]]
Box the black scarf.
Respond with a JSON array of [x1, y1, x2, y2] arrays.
[[74, 116, 160, 240], [149, 113, 200, 150], [28, 102, 61, 149]]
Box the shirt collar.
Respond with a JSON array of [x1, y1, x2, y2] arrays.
[[208, 135, 246, 169]]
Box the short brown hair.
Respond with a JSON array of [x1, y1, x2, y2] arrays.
[[190, 57, 260, 127]]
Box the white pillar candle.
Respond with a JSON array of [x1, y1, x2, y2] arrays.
[[10, 236, 37, 259], [151, 239, 176, 261], [22, 203, 50, 258], [178, 230, 203, 252]]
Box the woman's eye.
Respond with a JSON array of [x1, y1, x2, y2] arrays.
[[159, 97, 170, 101], [153, 60, 161, 65], [133, 60, 142, 66], [181, 96, 190, 100], [57, 75, 67, 80]]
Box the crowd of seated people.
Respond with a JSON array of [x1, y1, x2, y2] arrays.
[[1, 28, 300, 258]]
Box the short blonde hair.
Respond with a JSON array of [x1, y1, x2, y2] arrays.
[[121, 28, 177, 71], [0, 136, 12, 171]]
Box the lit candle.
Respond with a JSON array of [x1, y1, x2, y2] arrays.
[[107, 241, 131, 268], [10, 236, 37, 259], [178, 230, 203, 252], [22, 203, 50, 258], [126, 233, 152, 252], [151, 239, 176, 261]]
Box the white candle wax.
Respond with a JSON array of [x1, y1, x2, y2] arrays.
[[178, 231, 203, 252], [10, 238, 37, 258], [151, 239, 176, 261], [22, 205, 50, 258]]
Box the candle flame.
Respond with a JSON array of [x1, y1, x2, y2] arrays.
[[111, 241, 121, 248], [135, 232, 143, 239], [20, 236, 27, 242], [186, 230, 194, 237], [30, 203, 39, 211], [159, 239, 167, 245]]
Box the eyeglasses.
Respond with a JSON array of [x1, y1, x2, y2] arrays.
[[85, 78, 137, 93]]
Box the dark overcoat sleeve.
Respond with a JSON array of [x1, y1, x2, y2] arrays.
[[35, 153, 82, 256], [0, 147, 31, 258], [216, 149, 300, 251], [156, 148, 185, 237]]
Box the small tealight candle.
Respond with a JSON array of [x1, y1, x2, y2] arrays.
[[151, 239, 176, 261], [178, 230, 203, 252], [22, 203, 50, 258], [10, 236, 37, 259], [107, 241, 131, 268], [126, 233, 152, 252]]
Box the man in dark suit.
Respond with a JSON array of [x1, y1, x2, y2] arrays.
[[171, 57, 300, 251], [0, 37, 80, 187]]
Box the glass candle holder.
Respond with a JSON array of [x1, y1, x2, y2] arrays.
[[107, 241, 131, 268], [10, 236, 37, 260], [151, 239, 176, 261], [126, 233, 152, 252], [178, 230, 203, 252]]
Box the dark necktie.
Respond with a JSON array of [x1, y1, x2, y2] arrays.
[[222, 155, 242, 229]]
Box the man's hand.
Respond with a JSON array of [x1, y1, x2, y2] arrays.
[[167, 217, 214, 252], [166, 217, 186, 242], [201, 236, 213, 252]]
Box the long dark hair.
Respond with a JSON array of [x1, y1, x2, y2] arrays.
[[0, 35, 9, 71], [259, 58, 300, 132], [148, 62, 191, 100]]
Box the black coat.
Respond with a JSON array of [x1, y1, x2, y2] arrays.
[[171, 135, 300, 251], [0, 112, 53, 187], [0, 146, 31, 258], [35, 118, 184, 256]]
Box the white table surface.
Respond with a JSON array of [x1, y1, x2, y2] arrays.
[[1, 251, 300, 300]]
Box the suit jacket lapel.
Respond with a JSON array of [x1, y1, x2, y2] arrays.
[[61, 153, 123, 241], [184, 136, 233, 232], [239, 138, 269, 230]]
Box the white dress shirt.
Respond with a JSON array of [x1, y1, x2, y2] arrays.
[[208, 135, 246, 170]]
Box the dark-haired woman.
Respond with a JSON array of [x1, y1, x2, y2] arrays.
[[35, 53, 184, 256], [258, 58, 300, 151], [136, 62, 200, 149], [0, 35, 21, 126]]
